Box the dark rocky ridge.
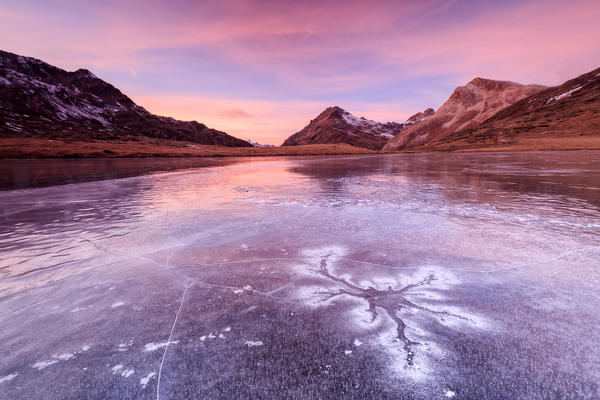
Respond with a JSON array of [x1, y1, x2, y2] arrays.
[[0, 50, 251, 147]]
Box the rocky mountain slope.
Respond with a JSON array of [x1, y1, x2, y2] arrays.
[[427, 67, 600, 149], [383, 78, 546, 150], [282, 106, 407, 150], [406, 108, 434, 124], [0, 50, 251, 147]]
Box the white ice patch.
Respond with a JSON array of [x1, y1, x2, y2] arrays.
[[82, 345, 90, 352], [245, 340, 264, 347], [0, 373, 17, 383], [445, 389, 456, 398], [301, 245, 347, 263], [344, 350, 353, 355], [293, 246, 489, 381], [121, 369, 134, 378], [112, 364, 124, 374], [233, 289, 243, 294], [32, 352, 76, 370], [140, 372, 156, 388], [32, 360, 59, 370], [223, 326, 231, 332], [118, 340, 134, 352], [111, 301, 125, 308], [143, 341, 179, 352]]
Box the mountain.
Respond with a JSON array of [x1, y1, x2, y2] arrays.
[[406, 108, 435, 124], [246, 139, 275, 147], [426, 67, 600, 149], [0, 50, 251, 147], [383, 78, 546, 150], [282, 106, 406, 150]]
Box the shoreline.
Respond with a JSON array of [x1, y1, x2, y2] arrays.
[[1, 135, 599, 159]]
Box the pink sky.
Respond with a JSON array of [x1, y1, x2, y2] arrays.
[[2, 0, 599, 144]]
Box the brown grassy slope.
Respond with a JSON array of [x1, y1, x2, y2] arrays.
[[0, 137, 374, 159], [383, 78, 546, 150], [408, 67, 600, 152], [390, 135, 600, 153]]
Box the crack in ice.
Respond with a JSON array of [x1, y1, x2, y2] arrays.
[[315, 253, 467, 366], [156, 281, 193, 400]]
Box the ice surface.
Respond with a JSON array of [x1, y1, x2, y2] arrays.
[[140, 372, 156, 388], [0, 373, 18, 383], [143, 341, 179, 352], [1, 152, 600, 399]]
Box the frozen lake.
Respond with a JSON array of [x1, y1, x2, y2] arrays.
[[1, 151, 599, 399]]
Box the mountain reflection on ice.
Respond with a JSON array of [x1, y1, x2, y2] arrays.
[[1, 151, 599, 399]]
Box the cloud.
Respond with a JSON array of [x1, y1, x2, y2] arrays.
[[216, 109, 255, 118], [0, 8, 33, 20], [1, 0, 599, 142], [132, 94, 419, 145]]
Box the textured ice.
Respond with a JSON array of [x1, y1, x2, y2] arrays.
[[140, 372, 156, 388], [121, 369, 134, 378], [32, 359, 59, 370], [1, 152, 600, 399], [0, 373, 18, 383], [143, 341, 179, 352]]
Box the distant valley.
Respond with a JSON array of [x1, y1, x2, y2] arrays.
[[1, 50, 599, 157]]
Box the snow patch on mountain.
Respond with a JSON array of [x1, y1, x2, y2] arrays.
[[546, 85, 583, 104], [340, 110, 402, 138]]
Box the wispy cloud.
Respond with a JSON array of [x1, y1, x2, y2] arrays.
[[216, 109, 255, 119]]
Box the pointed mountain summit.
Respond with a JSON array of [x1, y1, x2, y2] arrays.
[[383, 78, 546, 150], [282, 106, 406, 150], [406, 108, 435, 124], [0, 50, 251, 147]]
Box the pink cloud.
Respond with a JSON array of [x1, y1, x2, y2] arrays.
[[216, 109, 255, 118], [133, 94, 418, 145], [2, 0, 599, 144]]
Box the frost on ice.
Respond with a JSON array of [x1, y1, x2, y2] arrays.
[[143, 341, 179, 352], [293, 246, 488, 376], [140, 372, 156, 388], [0, 374, 18, 383]]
